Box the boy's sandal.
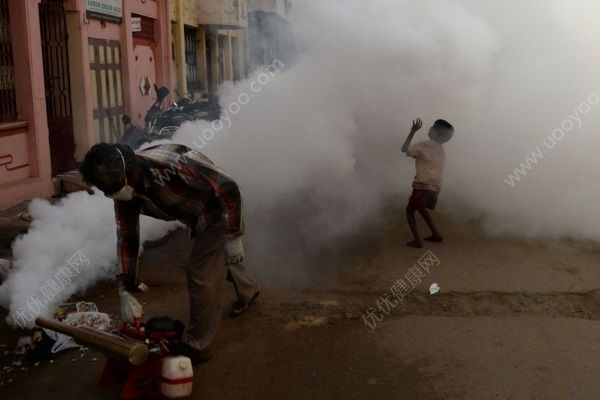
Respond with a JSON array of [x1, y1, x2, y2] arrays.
[[230, 287, 261, 317]]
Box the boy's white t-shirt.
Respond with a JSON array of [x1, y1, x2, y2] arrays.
[[407, 140, 445, 193]]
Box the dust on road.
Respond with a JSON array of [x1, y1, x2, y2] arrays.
[[2, 208, 600, 399]]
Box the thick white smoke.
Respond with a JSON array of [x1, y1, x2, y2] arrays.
[[4, 0, 600, 325], [173, 0, 600, 282], [0, 191, 181, 327]]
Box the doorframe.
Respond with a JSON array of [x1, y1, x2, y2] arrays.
[[39, 0, 76, 175]]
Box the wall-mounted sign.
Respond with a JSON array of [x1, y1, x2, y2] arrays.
[[86, 0, 122, 22], [131, 17, 142, 32]]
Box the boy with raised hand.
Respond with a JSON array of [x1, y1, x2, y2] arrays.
[[401, 118, 454, 248]]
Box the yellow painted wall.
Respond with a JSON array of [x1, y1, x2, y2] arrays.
[[247, 0, 287, 17], [171, 0, 247, 97], [197, 0, 248, 28]]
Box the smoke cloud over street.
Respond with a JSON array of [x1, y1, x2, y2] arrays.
[[175, 0, 600, 282], [3, 0, 600, 325], [0, 192, 181, 327]]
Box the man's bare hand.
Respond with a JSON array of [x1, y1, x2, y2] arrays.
[[411, 118, 423, 134]]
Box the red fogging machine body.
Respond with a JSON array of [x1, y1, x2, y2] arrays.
[[36, 316, 193, 400], [98, 319, 191, 399]]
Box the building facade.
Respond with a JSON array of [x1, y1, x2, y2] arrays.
[[170, 0, 247, 99], [0, 0, 285, 209], [0, 0, 173, 209], [246, 0, 294, 73]]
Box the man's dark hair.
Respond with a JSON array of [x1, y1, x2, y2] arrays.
[[434, 119, 454, 130], [79, 143, 136, 188]]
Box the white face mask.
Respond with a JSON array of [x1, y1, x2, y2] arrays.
[[106, 148, 136, 201]]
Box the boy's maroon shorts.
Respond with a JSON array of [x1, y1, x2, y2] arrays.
[[408, 189, 439, 210]]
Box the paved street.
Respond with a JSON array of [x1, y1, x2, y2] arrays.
[[1, 1, 599, 399], [2, 206, 600, 399]]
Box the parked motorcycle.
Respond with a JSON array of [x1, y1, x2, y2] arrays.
[[119, 115, 150, 150], [120, 85, 203, 150], [174, 94, 221, 121]]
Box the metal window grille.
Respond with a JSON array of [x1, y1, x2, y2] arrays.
[[40, 0, 77, 174], [218, 34, 226, 84], [184, 27, 199, 92], [39, 0, 72, 121], [0, 0, 16, 122], [231, 36, 240, 81]]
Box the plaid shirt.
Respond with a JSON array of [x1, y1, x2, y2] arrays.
[[115, 144, 244, 278]]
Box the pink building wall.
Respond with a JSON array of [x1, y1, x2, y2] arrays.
[[0, 0, 172, 210], [0, 0, 54, 208]]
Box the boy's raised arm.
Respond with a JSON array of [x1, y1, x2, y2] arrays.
[[401, 118, 423, 154]]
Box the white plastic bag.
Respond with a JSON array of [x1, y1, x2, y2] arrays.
[[429, 283, 440, 295], [43, 329, 80, 354]]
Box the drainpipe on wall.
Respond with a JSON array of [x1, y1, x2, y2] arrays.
[[224, 31, 233, 82], [120, 0, 134, 123], [174, 0, 187, 96], [158, 0, 174, 91]]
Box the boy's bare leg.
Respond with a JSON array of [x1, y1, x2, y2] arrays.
[[405, 205, 423, 248], [417, 209, 443, 242]]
